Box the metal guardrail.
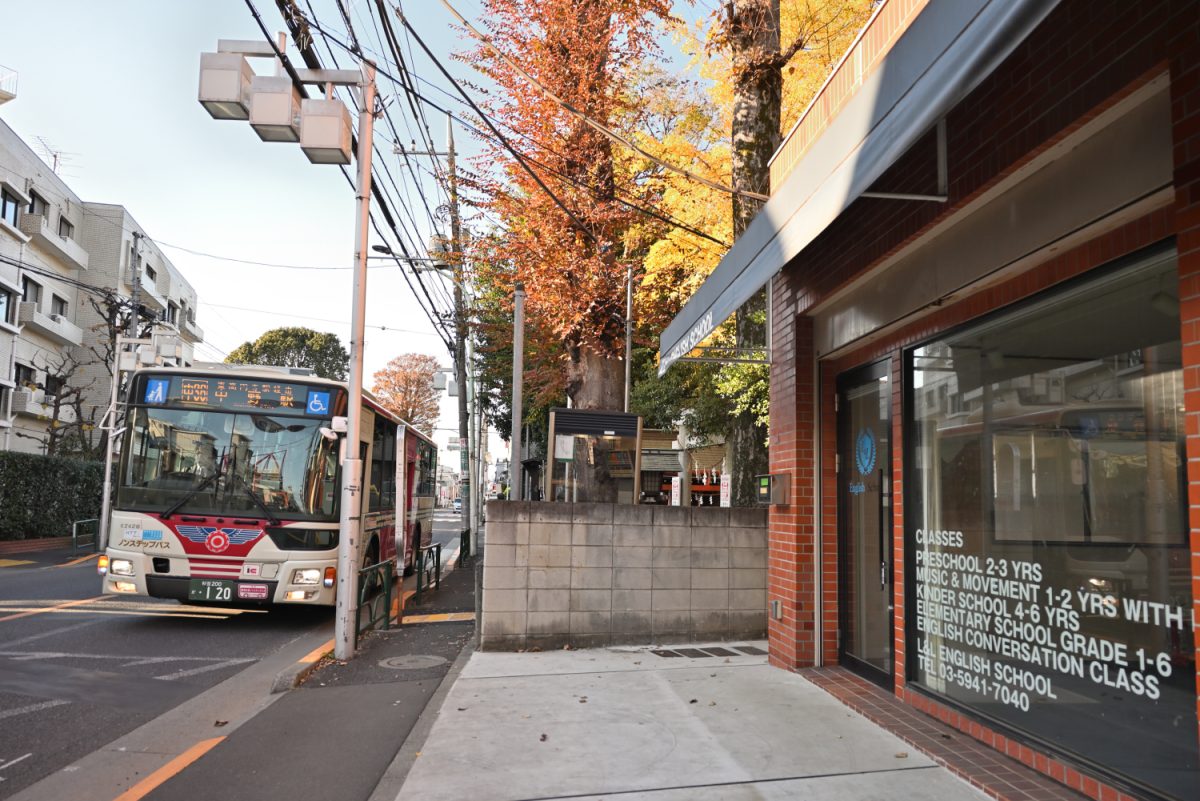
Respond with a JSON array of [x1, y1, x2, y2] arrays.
[[72, 518, 99, 556], [414, 542, 442, 602], [356, 559, 395, 637]]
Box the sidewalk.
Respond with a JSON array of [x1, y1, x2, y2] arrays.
[[394, 643, 990, 801]]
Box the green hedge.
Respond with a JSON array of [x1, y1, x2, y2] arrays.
[[0, 452, 104, 541]]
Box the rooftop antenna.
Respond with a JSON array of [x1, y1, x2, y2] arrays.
[[33, 136, 74, 175]]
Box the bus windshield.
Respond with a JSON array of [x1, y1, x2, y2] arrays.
[[117, 406, 340, 521]]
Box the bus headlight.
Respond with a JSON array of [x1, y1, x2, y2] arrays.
[[109, 558, 135, 576], [292, 568, 322, 585]]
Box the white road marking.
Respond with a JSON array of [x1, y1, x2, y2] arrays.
[[154, 658, 256, 681], [0, 700, 69, 721], [0, 650, 253, 667], [2, 620, 102, 648], [0, 752, 33, 772]]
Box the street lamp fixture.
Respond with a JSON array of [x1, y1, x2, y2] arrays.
[[300, 94, 353, 164], [198, 52, 253, 120], [249, 75, 301, 142]]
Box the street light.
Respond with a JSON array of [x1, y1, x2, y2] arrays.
[[199, 36, 375, 662]]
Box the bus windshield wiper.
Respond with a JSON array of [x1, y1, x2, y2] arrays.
[[230, 473, 281, 527], [161, 469, 222, 519]]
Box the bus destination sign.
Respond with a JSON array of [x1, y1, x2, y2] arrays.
[[141, 376, 338, 417]]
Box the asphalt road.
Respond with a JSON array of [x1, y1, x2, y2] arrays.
[[0, 507, 468, 800]]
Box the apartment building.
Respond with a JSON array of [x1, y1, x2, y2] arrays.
[[76, 203, 204, 431], [0, 101, 204, 456]]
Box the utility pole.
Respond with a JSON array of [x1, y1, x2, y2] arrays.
[[445, 115, 472, 555], [128, 232, 142, 337], [509, 283, 525, 500], [624, 264, 633, 413], [101, 231, 145, 550], [335, 60, 377, 662]]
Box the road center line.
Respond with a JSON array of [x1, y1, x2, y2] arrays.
[[402, 612, 475, 624], [112, 737, 225, 801], [55, 553, 100, 568], [0, 596, 108, 623]]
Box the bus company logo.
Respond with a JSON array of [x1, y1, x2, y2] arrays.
[[176, 526, 263, 553]]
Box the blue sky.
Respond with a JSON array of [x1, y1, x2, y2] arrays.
[[0, 0, 704, 462]]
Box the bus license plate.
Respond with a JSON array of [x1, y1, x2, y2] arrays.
[[189, 579, 235, 602]]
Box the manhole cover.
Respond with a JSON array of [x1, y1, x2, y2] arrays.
[[379, 655, 448, 670]]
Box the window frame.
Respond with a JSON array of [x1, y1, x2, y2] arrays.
[[50, 294, 68, 318], [0, 188, 20, 228], [57, 215, 74, 240], [21, 277, 41, 306]]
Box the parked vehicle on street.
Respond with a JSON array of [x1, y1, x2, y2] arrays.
[[99, 365, 436, 605], [453, 497, 462, 513]]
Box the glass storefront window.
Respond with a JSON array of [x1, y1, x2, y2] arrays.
[[906, 246, 1197, 800]]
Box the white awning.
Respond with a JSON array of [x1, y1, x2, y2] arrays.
[[658, 0, 1061, 375]]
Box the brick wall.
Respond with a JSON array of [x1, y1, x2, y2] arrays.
[[480, 501, 767, 650], [764, 0, 1200, 798]]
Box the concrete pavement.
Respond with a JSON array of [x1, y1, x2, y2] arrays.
[[396, 643, 990, 801]]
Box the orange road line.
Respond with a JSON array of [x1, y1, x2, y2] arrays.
[[56, 553, 100, 568], [0, 595, 107, 623], [112, 737, 225, 801], [298, 638, 334, 665], [402, 612, 475, 624]]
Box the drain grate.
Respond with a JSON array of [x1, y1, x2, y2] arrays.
[[700, 647, 737, 657], [651, 644, 764, 659]]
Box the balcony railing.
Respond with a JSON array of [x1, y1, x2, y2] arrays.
[[11, 387, 77, 424], [181, 316, 205, 343], [17, 302, 84, 347], [0, 66, 16, 105], [770, 0, 928, 191], [18, 213, 90, 270]]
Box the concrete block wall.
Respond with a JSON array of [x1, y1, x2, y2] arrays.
[[481, 501, 768, 651]]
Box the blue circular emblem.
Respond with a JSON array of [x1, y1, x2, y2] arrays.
[[855, 428, 877, 476]]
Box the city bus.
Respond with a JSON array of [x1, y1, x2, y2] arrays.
[[99, 365, 436, 605]]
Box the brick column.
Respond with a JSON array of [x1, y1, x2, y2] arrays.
[[767, 271, 816, 669], [1167, 2, 1200, 746]]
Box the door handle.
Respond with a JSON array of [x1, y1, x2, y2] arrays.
[[880, 560, 888, 589]]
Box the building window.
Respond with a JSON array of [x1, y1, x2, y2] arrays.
[[905, 245, 1196, 800], [14, 363, 35, 390], [51, 295, 67, 318], [166, 303, 178, 324], [0, 188, 20, 228], [28, 191, 47, 217], [0, 288, 12, 325], [21, 277, 41, 305], [58, 215, 74, 240], [43, 374, 63, 398], [145, 265, 157, 282]]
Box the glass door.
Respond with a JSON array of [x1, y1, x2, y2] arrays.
[[837, 360, 893, 685]]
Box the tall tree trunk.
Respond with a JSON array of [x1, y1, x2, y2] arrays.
[[565, 345, 625, 502], [728, 0, 780, 505]]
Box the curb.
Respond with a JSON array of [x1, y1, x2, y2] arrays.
[[0, 536, 72, 555], [270, 637, 335, 694], [366, 631, 476, 801]]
